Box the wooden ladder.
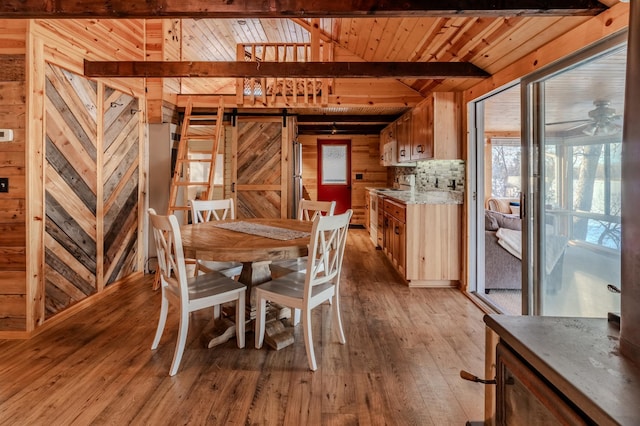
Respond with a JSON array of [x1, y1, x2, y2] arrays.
[[154, 96, 225, 290], [167, 96, 225, 218]]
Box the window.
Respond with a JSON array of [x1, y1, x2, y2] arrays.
[[490, 138, 521, 198]]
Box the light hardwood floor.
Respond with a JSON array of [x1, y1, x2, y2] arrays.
[[0, 229, 486, 425]]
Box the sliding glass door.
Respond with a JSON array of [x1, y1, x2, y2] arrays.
[[523, 34, 626, 317]]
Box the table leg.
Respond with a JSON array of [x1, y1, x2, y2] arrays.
[[204, 261, 294, 350], [239, 260, 273, 314]]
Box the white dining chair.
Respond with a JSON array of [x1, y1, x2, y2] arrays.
[[255, 209, 352, 371], [297, 199, 337, 221], [189, 198, 243, 279], [148, 208, 246, 376], [270, 199, 336, 278]]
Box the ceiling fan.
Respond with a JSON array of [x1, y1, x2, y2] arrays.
[[545, 100, 622, 136]]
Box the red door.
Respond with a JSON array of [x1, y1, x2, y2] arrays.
[[317, 140, 352, 214]]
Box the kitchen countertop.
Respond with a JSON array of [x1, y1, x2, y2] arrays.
[[367, 187, 463, 205]]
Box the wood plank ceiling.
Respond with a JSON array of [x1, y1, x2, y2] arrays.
[[175, 14, 604, 133], [8, 0, 620, 133]]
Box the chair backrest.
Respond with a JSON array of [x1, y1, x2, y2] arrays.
[[298, 199, 336, 221], [190, 198, 235, 223], [148, 208, 189, 300], [304, 209, 353, 298]]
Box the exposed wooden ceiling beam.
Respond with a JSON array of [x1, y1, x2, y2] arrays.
[[296, 114, 400, 123], [0, 0, 607, 18], [84, 60, 489, 79], [297, 124, 385, 135], [179, 94, 425, 109]]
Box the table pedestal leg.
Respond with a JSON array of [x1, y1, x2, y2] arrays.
[[239, 260, 273, 315], [202, 317, 236, 349], [204, 261, 294, 350]]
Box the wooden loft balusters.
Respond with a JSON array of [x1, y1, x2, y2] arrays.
[[236, 41, 333, 107]]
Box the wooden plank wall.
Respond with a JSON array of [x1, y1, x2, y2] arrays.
[[145, 19, 181, 124], [0, 21, 27, 333], [298, 134, 388, 225], [0, 19, 148, 334], [0, 54, 27, 332]]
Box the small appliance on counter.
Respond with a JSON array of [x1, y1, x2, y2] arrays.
[[393, 174, 416, 192]]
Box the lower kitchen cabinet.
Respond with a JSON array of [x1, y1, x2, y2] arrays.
[[382, 198, 406, 277], [382, 198, 461, 287]]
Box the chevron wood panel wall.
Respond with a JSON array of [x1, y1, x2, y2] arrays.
[[102, 88, 139, 286], [44, 63, 98, 317], [236, 121, 282, 219], [43, 65, 141, 317]]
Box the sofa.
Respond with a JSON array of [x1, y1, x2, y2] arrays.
[[486, 197, 520, 215], [484, 209, 567, 294], [484, 210, 522, 293]]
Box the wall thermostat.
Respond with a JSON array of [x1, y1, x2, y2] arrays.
[[0, 129, 14, 142]]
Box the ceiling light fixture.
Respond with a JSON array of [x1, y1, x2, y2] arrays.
[[582, 100, 622, 136], [331, 122, 337, 135]]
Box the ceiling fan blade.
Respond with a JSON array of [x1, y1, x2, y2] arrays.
[[565, 122, 591, 132], [545, 118, 592, 126]]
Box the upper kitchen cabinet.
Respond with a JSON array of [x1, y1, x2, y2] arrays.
[[395, 111, 412, 163], [380, 118, 415, 167], [399, 92, 461, 163], [411, 98, 433, 160], [429, 92, 461, 160], [379, 121, 395, 166]]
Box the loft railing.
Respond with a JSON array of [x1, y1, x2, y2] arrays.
[[236, 42, 333, 107]]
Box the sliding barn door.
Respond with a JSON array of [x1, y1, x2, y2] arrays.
[[233, 119, 287, 218], [102, 88, 140, 286], [44, 64, 140, 318], [44, 64, 98, 317]]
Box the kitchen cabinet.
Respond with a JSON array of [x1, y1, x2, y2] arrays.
[[396, 92, 461, 163], [428, 92, 461, 160], [379, 120, 414, 166], [379, 122, 395, 166], [410, 98, 433, 160], [395, 111, 412, 162], [382, 198, 406, 276], [382, 197, 461, 287]]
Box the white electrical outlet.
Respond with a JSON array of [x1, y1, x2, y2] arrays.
[[0, 129, 14, 142]]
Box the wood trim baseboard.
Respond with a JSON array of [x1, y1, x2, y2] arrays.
[[408, 279, 459, 288]]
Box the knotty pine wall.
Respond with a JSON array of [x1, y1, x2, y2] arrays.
[[298, 134, 388, 226], [145, 19, 181, 124], [0, 19, 147, 337], [0, 47, 27, 333], [0, 21, 27, 333]]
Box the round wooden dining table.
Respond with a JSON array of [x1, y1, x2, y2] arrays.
[[180, 218, 313, 349], [181, 218, 312, 286]]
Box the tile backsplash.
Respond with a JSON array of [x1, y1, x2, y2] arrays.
[[393, 159, 465, 192]]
